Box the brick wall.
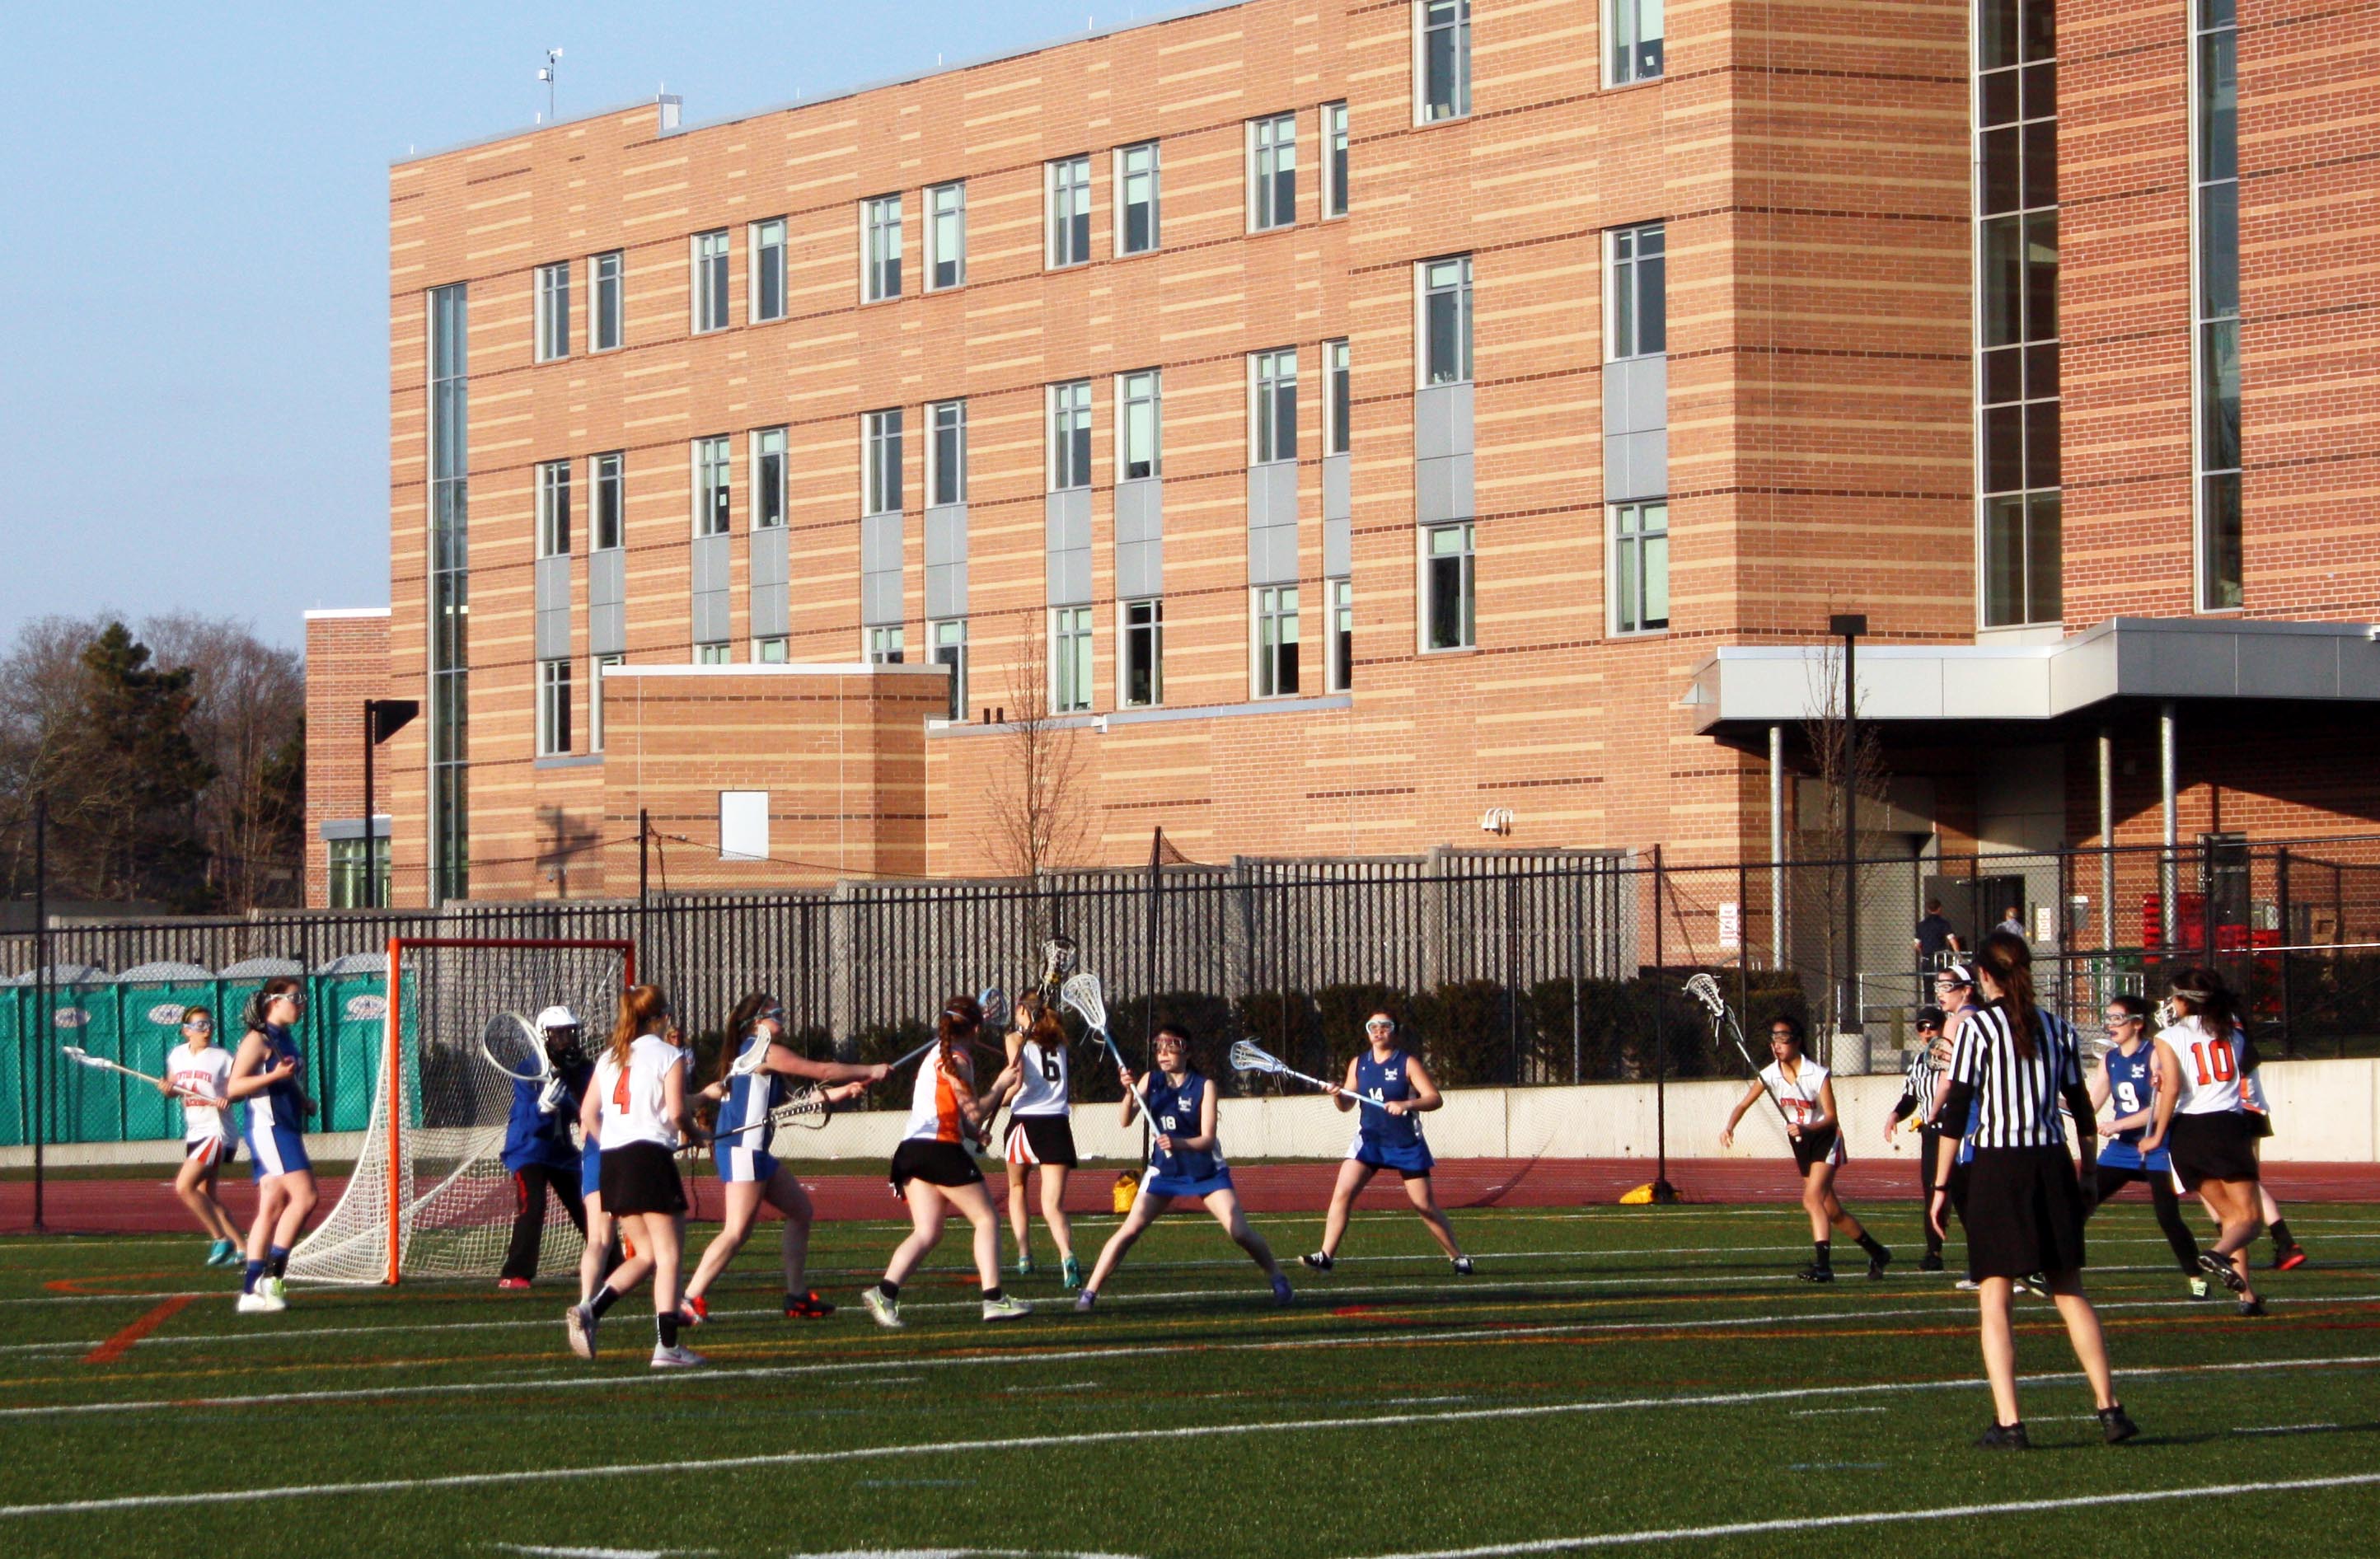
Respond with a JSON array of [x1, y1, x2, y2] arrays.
[[302, 611, 392, 906]]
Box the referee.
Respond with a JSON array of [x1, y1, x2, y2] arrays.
[[1927, 930, 2136, 1449], [1883, 1004, 1951, 1271]]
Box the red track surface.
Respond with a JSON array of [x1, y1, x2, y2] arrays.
[[8, 1158, 2378, 1235]]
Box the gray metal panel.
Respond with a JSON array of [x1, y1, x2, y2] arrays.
[[751, 526, 789, 589], [589, 547, 625, 604], [1323, 453, 1351, 522], [693, 588, 729, 646], [691, 531, 731, 594], [750, 583, 788, 639], [860, 512, 905, 575], [1117, 537, 1163, 600], [1116, 479, 1163, 545], [1047, 547, 1091, 606], [925, 503, 969, 567], [1416, 452, 1474, 526], [861, 567, 903, 625], [1044, 489, 1092, 551], [1604, 428, 1668, 503], [533, 555, 572, 661], [591, 598, 625, 657], [1249, 521, 1299, 586], [1324, 514, 1351, 578], [1415, 382, 1474, 460], [1604, 355, 1667, 438], [925, 559, 968, 620], [1248, 460, 1298, 531]]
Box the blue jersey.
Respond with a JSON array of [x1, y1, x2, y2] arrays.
[[714, 1033, 789, 1146], [2096, 1043, 2169, 1172], [501, 1060, 591, 1173], [241, 1023, 307, 1137], [1141, 1070, 1223, 1183], [1353, 1048, 1425, 1149]]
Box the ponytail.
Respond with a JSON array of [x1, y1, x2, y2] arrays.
[[1979, 930, 2040, 1060], [722, 991, 777, 1088], [938, 994, 984, 1073], [2169, 967, 2247, 1056], [609, 985, 669, 1070]]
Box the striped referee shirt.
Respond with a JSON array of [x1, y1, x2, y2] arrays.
[[1937, 1000, 2093, 1151], [1895, 1043, 1947, 1126]]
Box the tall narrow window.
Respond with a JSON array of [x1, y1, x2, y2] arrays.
[[691, 230, 729, 333], [928, 400, 967, 506], [694, 437, 731, 536], [1328, 577, 1353, 691], [926, 181, 967, 290], [1424, 522, 1476, 649], [1117, 143, 1161, 255], [1422, 255, 1474, 384], [863, 195, 903, 302], [868, 625, 906, 664], [427, 282, 469, 901], [1250, 115, 1297, 232], [1326, 340, 1352, 455], [592, 452, 624, 550], [534, 262, 570, 362], [1050, 381, 1094, 490], [864, 410, 904, 516], [1420, 0, 1473, 122], [1611, 500, 1670, 633], [536, 459, 572, 556], [930, 619, 967, 719], [1053, 606, 1094, 713], [751, 218, 788, 322], [590, 250, 623, 351], [1048, 155, 1092, 267], [1122, 598, 1164, 706], [1253, 348, 1298, 463], [1609, 0, 1666, 86], [590, 653, 622, 751], [2195, 0, 2242, 610], [1609, 223, 1666, 358], [1977, 0, 2060, 626], [1120, 370, 1161, 480], [752, 428, 786, 529], [1255, 585, 1301, 696], [1322, 103, 1350, 218], [536, 659, 572, 756]]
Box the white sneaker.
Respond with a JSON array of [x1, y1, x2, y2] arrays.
[[262, 1276, 288, 1303], [235, 1289, 283, 1313], [861, 1285, 904, 1329], [649, 1343, 706, 1369], [1955, 1277, 1981, 1292], [565, 1304, 597, 1360], [982, 1294, 1033, 1321]]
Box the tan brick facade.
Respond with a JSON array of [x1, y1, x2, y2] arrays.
[[302, 610, 392, 906]]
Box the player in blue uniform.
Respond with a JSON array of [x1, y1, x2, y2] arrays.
[[1300, 1012, 1472, 1275], [496, 1006, 597, 1291], [682, 991, 885, 1323], [227, 978, 319, 1313], [1076, 1025, 1291, 1312], [2087, 994, 2207, 1296]]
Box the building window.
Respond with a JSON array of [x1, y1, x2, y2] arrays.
[[752, 427, 786, 529], [1609, 0, 1665, 86], [326, 837, 391, 911], [591, 653, 621, 751], [1117, 142, 1160, 255], [1254, 585, 1301, 696], [928, 400, 967, 506], [1048, 155, 1092, 268], [1419, 0, 1472, 122], [1422, 255, 1474, 385], [1322, 103, 1350, 218], [1425, 522, 1477, 649], [1977, 0, 2060, 627], [1608, 223, 1666, 358], [1325, 339, 1352, 455], [592, 452, 624, 550], [864, 410, 904, 516], [1253, 348, 1298, 463], [591, 250, 623, 351], [427, 281, 470, 901], [536, 658, 572, 756], [926, 181, 967, 290], [1052, 606, 1094, 713], [1051, 381, 1094, 490], [755, 637, 788, 663], [696, 643, 730, 665], [1122, 598, 1164, 706], [536, 459, 571, 557], [534, 261, 570, 363], [752, 218, 788, 322], [1120, 370, 1161, 480], [1249, 114, 1297, 232], [691, 229, 729, 333], [863, 194, 903, 302], [930, 619, 967, 719], [1328, 577, 1353, 690], [694, 436, 731, 536], [1611, 500, 1669, 634], [2194, 0, 2241, 610], [868, 625, 906, 664]]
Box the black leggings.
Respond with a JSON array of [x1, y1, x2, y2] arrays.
[[2092, 1161, 2201, 1276], [1914, 1128, 1944, 1255], [502, 1161, 589, 1280]]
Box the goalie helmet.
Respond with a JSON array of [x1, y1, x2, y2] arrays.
[[537, 1004, 586, 1068]]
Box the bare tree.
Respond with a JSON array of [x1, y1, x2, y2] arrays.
[[981, 611, 1091, 895], [1797, 634, 1890, 1048], [141, 613, 305, 910]]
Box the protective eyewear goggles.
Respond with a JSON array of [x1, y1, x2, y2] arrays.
[[182, 1019, 214, 1033]]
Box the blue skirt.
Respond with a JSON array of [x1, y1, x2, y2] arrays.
[[1350, 1135, 1435, 1177], [1141, 1165, 1235, 1200]]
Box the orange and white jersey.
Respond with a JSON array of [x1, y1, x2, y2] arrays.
[[1759, 1057, 1831, 1130], [902, 1046, 972, 1145], [166, 1042, 233, 1143], [2156, 1017, 2244, 1116]]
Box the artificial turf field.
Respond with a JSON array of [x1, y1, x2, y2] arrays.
[[2, 1201, 2376, 1559]]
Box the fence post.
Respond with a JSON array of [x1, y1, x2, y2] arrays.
[[30, 791, 47, 1234], [636, 808, 650, 980], [1504, 871, 1521, 1084], [1651, 844, 1675, 1203], [2275, 845, 2293, 1060]]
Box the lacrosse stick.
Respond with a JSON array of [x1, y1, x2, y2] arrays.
[[1227, 1038, 1394, 1115], [59, 1046, 209, 1104], [1683, 973, 1793, 1131], [885, 985, 1013, 1073], [478, 1012, 549, 1082], [708, 1084, 841, 1141], [1059, 970, 1180, 1132], [1037, 936, 1079, 1012]]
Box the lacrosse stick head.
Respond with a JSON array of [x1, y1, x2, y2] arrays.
[[60, 1045, 93, 1065], [1037, 935, 1079, 1001], [479, 1012, 548, 1082], [977, 985, 1011, 1031], [1683, 972, 1724, 1014], [1058, 971, 1108, 1036], [1227, 1038, 1283, 1075]]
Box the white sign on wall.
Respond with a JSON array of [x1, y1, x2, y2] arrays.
[[1718, 901, 1740, 951], [719, 790, 771, 862]]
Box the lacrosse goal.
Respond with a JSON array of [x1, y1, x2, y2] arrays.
[[288, 937, 633, 1286]]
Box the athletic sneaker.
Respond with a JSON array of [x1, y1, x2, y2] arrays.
[[205, 1238, 237, 1268], [2017, 1272, 2048, 1296], [1300, 1251, 1334, 1272], [1867, 1248, 1893, 1280], [2274, 1243, 2308, 1272], [649, 1343, 706, 1369], [261, 1276, 287, 1304], [1451, 1257, 1475, 1276], [235, 1289, 285, 1314], [2237, 1298, 2268, 1318], [982, 1294, 1033, 1322], [1271, 1275, 1295, 1306], [2097, 1404, 2139, 1444], [1919, 1253, 1944, 1273], [1014, 1254, 1036, 1278], [1975, 1421, 2031, 1450], [1061, 1255, 1084, 1290], [2189, 1276, 2211, 1300], [565, 1303, 597, 1360], [1074, 1290, 1099, 1313], [1795, 1264, 1835, 1284], [495, 1277, 532, 1293], [1956, 1277, 1981, 1292], [679, 1294, 708, 1325], [860, 1285, 904, 1329], [784, 1290, 835, 1318], [2198, 1251, 2250, 1294]]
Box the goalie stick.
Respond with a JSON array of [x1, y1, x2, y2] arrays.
[[1684, 972, 1794, 1133]]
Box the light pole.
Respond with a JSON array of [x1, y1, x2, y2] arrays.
[[1830, 613, 1867, 1054]]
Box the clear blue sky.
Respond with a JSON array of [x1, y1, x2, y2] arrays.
[[0, 1, 1188, 653]]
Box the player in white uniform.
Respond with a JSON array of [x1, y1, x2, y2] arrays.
[[1721, 1014, 1891, 1281], [160, 1006, 241, 1267], [2141, 967, 2266, 1314], [987, 995, 1083, 1288]]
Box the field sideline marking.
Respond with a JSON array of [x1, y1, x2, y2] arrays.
[[1339, 1472, 2380, 1557], [2, 1353, 2374, 1521]]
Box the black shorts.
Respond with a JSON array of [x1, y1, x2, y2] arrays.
[[2245, 1110, 2275, 1140], [2167, 1112, 2261, 1191], [1003, 1114, 1079, 1168], [1789, 1126, 1844, 1175], [597, 1142, 687, 1218], [1961, 1146, 2088, 1280], [890, 1138, 985, 1195]]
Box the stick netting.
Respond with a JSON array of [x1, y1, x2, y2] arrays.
[[288, 940, 630, 1285]]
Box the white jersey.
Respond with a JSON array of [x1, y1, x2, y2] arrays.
[[1759, 1057, 1832, 1131], [165, 1042, 233, 1143], [902, 1046, 973, 1145], [1009, 1039, 1070, 1118], [2157, 1017, 2245, 1116], [591, 1035, 686, 1150]]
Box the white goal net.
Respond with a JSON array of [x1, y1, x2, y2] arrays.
[[288, 937, 633, 1285]]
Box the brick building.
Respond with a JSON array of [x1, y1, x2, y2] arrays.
[[306, 0, 2380, 908]]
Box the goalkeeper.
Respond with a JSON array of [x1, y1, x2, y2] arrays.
[[496, 1006, 596, 1290]]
